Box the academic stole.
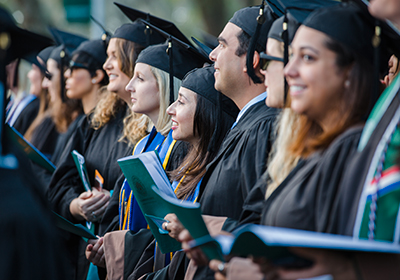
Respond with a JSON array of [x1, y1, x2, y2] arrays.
[[353, 76, 400, 242], [119, 127, 176, 230]]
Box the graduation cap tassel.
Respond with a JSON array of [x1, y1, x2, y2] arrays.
[[282, 11, 289, 106], [371, 22, 381, 114], [145, 13, 151, 47], [167, 38, 175, 105], [60, 48, 67, 103], [245, 1, 265, 84]]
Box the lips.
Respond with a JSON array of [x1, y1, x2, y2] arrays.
[[171, 119, 178, 130], [108, 73, 118, 80], [289, 85, 306, 96]]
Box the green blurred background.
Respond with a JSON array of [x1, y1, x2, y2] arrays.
[[2, 0, 260, 42]]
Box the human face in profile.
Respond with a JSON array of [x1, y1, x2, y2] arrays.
[[167, 87, 197, 145]]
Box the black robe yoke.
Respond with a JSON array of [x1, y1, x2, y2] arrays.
[[47, 106, 131, 222], [199, 101, 279, 220], [47, 106, 132, 280], [261, 125, 363, 232]]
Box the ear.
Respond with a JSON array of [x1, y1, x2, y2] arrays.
[[94, 69, 105, 84], [243, 51, 261, 73]]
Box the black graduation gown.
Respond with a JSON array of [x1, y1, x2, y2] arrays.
[[199, 101, 279, 220], [330, 90, 400, 236], [260, 125, 363, 232], [30, 115, 59, 160], [12, 96, 39, 135], [47, 105, 132, 280], [1, 135, 68, 280], [33, 113, 86, 190]]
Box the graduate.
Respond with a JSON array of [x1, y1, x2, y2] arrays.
[[0, 6, 69, 279], [47, 21, 165, 280], [24, 46, 55, 143], [159, 5, 279, 279], [32, 30, 85, 161], [205, 1, 400, 279], [85, 40, 208, 280], [130, 66, 239, 280]]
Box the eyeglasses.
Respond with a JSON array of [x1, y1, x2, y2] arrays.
[[260, 53, 284, 70]]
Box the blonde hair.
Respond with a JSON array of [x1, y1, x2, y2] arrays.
[[265, 108, 303, 198], [149, 66, 181, 136]]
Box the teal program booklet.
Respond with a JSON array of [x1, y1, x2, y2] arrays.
[[187, 224, 400, 268], [52, 211, 97, 240], [5, 123, 56, 173], [71, 150, 91, 192], [117, 151, 181, 253]]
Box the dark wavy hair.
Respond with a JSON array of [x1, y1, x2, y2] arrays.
[[170, 93, 236, 199]]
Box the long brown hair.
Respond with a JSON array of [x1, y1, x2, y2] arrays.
[[288, 36, 375, 158], [170, 94, 236, 200]]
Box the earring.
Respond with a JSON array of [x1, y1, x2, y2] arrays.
[[92, 79, 96, 84], [344, 80, 350, 88]]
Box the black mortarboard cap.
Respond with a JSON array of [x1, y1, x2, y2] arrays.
[[112, 21, 165, 47], [137, 18, 210, 104], [182, 66, 239, 118], [136, 43, 206, 81], [235, 4, 279, 84], [303, 2, 400, 75], [136, 41, 207, 105], [304, 1, 400, 113], [0, 6, 52, 165], [72, 39, 107, 68], [47, 30, 87, 102], [49, 28, 87, 56], [229, 5, 278, 49], [114, 2, 192, 46], [182, 66, 239, 152], [267, 0, 340, 44], [191, 37, 213, 58], [90, 16, 112, 44]]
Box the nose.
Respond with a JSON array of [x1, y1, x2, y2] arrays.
[[64, 68, 71, 79], [209, 46, 219, 62], [103, 57, 111, 71], [125, 77, 135, 93], [283, 56, 298, 80], [42, 77, 49, 89], [166, 101, 177, 116]]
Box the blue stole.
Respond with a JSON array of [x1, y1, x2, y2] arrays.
[[119, 127, 175, 230]]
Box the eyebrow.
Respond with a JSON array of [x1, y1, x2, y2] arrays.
[[178, 92, 189, 101], [298, 46, 319, 55], [217, 36, 228, 45]]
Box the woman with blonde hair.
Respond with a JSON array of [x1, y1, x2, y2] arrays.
[[47, 21, 165, 280]]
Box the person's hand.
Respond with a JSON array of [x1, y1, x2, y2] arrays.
[[210, 258, 270, 280], [162, 213, 184, 240], [70, 188, 110, 222], [276, 247, 356, 280], [85, 237, 105, 268], [179, 229, 209, 266]]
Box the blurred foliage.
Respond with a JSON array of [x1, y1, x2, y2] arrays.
[[1, 0, 261, 43]]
